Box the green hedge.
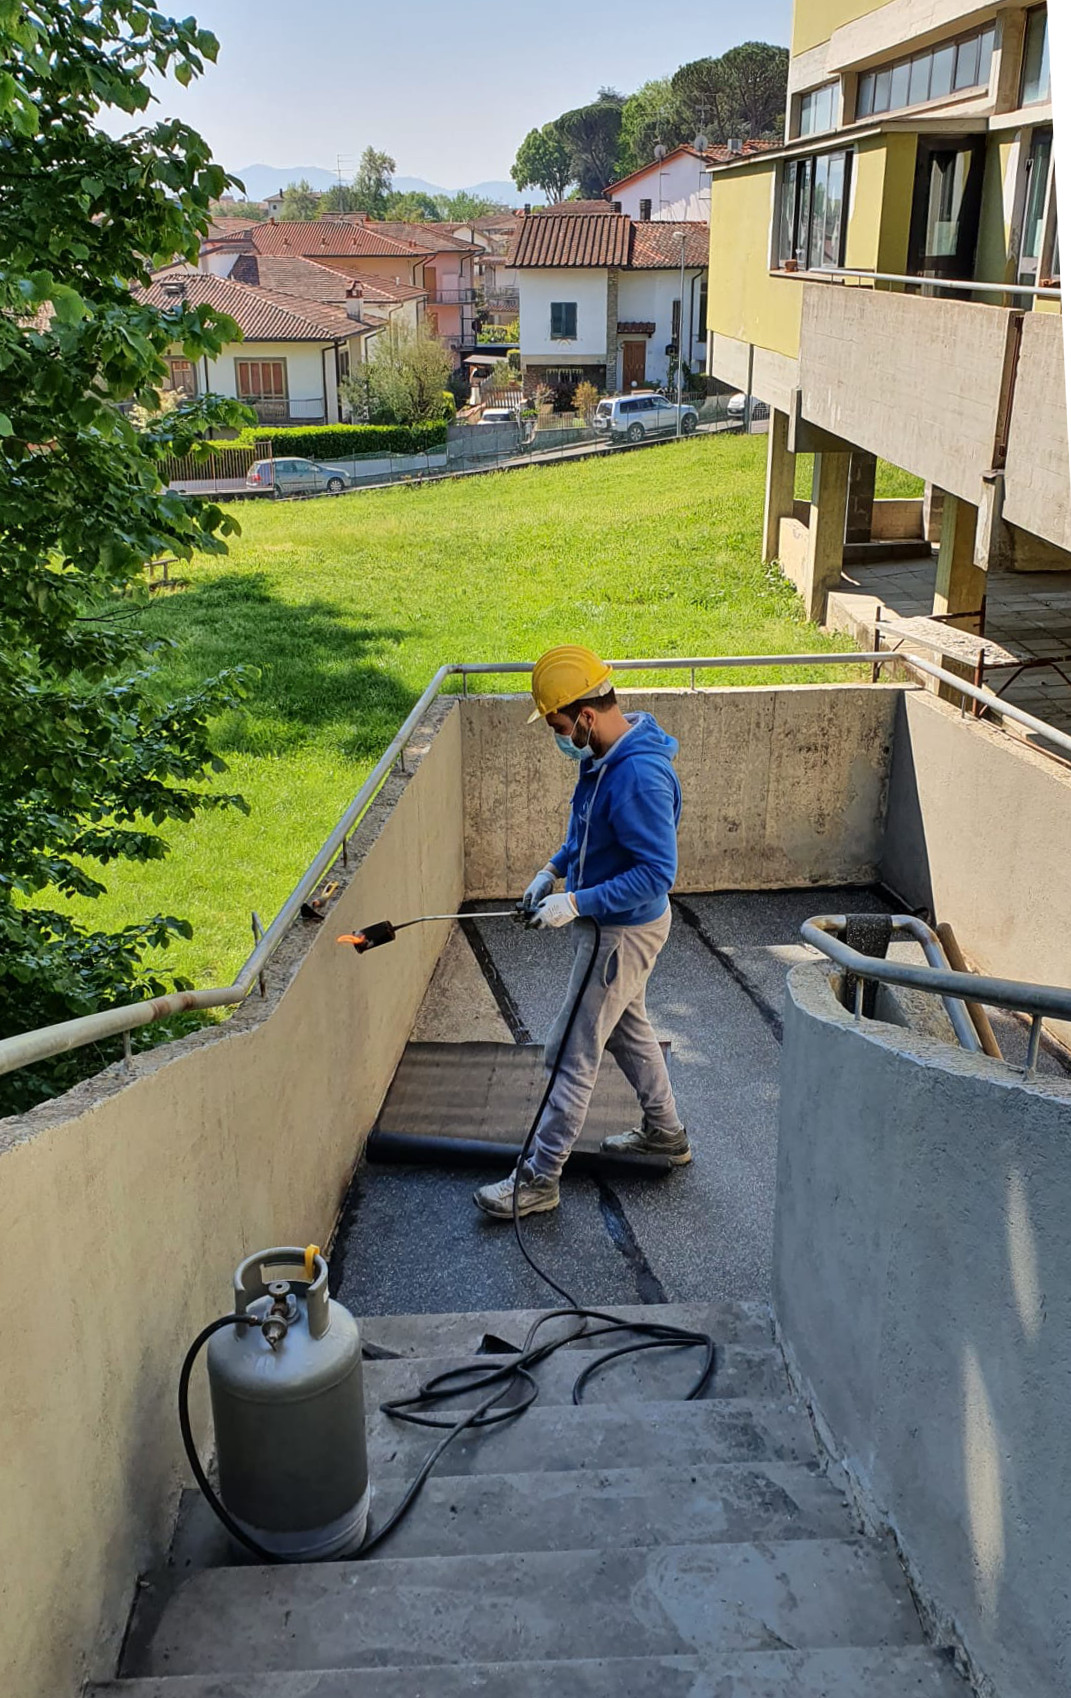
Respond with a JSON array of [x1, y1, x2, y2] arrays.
[[231, 422, 448, 458]]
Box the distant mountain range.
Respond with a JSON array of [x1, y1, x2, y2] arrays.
[[230, 164, 535, 207]]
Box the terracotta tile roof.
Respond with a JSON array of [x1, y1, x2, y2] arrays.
[[703, 139, 781, 164], [617, 321, 656, 335], [509, 211, 631, 268], [250, 219, 419, 258], [372, 221, 476, 254], [630, 221, 709, 269], [508, 212, 708, 271], [606, 138, 781, 194], [138, 270, 356, 343], [230, 252, 358, 304]]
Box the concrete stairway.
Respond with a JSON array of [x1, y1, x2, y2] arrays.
[[94, 1302, 970, 1698]]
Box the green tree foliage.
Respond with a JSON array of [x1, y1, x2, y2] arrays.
[[384, 189, 442, 221], [0, 1, 253, 1111], [616, 78, 693, 178], [354, 146, 396, 217], [557, 96, 624, 197], [321, 181, 362, 214], [341, 326, 454, 424], [511, 123, 575, 203], [212, 198, 266, 221], [434, 190, 506, 221], [277, 177, 321, 220], [672, 42, 789, 142]]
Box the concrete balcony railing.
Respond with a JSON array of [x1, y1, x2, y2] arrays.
[[797, 285, 1070, 554]]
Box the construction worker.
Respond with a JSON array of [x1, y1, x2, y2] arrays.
[[475, 645, 691, 1218]]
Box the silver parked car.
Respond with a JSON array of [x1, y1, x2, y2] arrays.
[[593, 392, 699, 443], [246, 458, 352, 497]]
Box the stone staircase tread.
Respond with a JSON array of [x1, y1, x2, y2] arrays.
[[358, 1301, 773, 1358], [367, 1395, 818, 1478], [90, 1645, 969, 1696], [126, 1538, 926, 1678], [361, 1341, 788, 1407], [168, 1462, 854, 1569]]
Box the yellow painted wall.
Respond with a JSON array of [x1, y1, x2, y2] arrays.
[[792, 0, 889, 56], [976, 135, 1015, 284], [708, 163, 803, 360]]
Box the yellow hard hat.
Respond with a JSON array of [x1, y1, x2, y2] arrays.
[[527, 645, 613, 723]]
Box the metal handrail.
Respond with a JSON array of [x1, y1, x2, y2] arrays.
[[802, 915, 1071, 1073], [1, 644, 1068, 1085], [786, 266, 1062, 300]]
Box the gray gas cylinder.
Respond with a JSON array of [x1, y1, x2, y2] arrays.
[[206, 1245, 369, 1560]]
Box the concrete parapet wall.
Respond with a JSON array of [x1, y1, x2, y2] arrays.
[[1003, 312, 1071, 556], [871, 498, 924, 541], [0, 700, 464, 1698], [461, 684, 901, 899], [799, 286, 1014, 507], [882, 690, 1071, 1049], [775, 962, 1071, 1698]]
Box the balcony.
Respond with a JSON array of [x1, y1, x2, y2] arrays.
[[797, 283, 1070, 554], [429, 288, 477, 305]]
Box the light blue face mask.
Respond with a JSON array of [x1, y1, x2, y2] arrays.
[[554, 732, 589, 762]]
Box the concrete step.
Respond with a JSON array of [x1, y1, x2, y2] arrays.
[[357, 1301, 773, 1358], [367, 1395, 816, 1479], [169, 1461, 852, 1569], [125, 1539, 925, 1677], [362, 1341, 788, 1407], [91, 1645, 969, 1697]]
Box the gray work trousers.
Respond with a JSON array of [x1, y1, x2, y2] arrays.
[[529, 907, 681, 1181]]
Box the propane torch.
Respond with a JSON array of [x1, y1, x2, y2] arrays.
[[338, 909, 527, 952]]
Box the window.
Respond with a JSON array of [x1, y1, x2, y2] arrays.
[[550, 301, 577, 340], [1021, 7, 1050, 106], [778, 150, 852, 271], [1018, 127, 1058, 285], [798, 81, 836, 136], [671, 298, 681, 341], [697, 279, 708, 340], [165, 357, 197, 396], [639, 198, 652, 221], [235, 359, 286, 400], [856, 23, 995, 118]]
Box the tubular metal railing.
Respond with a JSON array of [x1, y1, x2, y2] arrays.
[[2, 646, 1069, 1086], [803, 916, 1071, 1075]]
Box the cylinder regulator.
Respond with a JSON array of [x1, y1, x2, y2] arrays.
[[204, 1245, 368, 1561]]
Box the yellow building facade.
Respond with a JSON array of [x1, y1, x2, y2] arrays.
[[708, 1, 1064, 623]]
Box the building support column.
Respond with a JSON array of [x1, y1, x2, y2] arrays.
[[844, 450, 876, 544], [923, 483, 944, 545], [933, 494, 986, 629], [801, 450, 851, 624], [763, 408, 796, 564]]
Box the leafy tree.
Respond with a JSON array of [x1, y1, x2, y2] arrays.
[[557, 98, 625, 197], [0, 1, 253, 1112], [384, 189, 442, 221], [434, 190, 505, 221], [341, 325, 453, 424], [278, 177, 321, 220], [354, 147, 396, 218], [321, 181, 362, 215], [511, 123, 574, 204], [616, 78, 693, 178], [212, 198, 266, 221], [672, 42, 789, 143]]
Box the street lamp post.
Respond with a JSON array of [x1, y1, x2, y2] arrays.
[[674, 229, 686, 437]]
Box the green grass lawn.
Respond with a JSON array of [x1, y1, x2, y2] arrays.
[[794, 455, 925, 501], [59, 433, 864, 986]]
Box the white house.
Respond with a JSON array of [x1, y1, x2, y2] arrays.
[[605, 140, 782, 223], [139, 270, 377, 425], [508, 207, 708, 395]]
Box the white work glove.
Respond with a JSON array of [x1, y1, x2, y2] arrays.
[[528, 891, 578, 930], [521, 864, 557, 912]]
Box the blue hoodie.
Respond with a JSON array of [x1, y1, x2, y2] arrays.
[[549, 712, 682, 927]]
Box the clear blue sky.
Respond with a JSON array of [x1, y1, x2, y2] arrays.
[[120, 0, 792, 188]]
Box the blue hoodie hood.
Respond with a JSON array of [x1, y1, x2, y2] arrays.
[[549, 711, 682, 927]]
